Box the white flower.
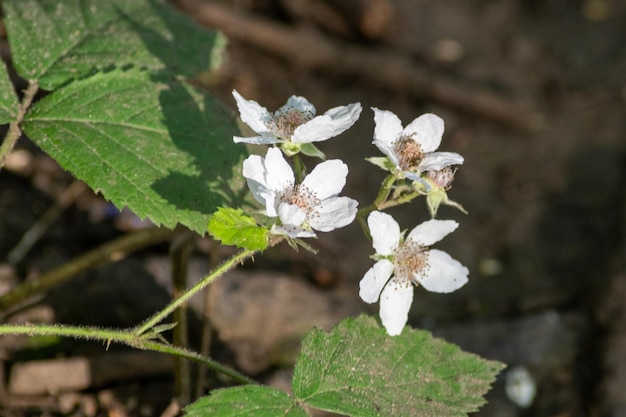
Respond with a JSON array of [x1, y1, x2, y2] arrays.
[[243, 147, 358, 238], [359, 211, 469, 336], [233, 90, 362, 145], [372, 108, 464, 181]]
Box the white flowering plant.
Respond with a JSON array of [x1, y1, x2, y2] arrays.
[[0, 1, 504, 416]]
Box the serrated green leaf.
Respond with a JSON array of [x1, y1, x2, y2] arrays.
[[184, 386, 308, 417], [0, 60, 19, 124], [208, 207, 269, 251], [3, 0, 225, 90], [21, 70, 247, 234], [293, 315, 504, 417]]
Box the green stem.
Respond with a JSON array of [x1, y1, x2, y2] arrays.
[[0, 81, 39, 170], [378, 190, 420, 210], [170, 232, 194, 405], [356, 174, 397, 238], [0, 323, 256, 385], [292, 154, 306, 183], [135, 248, 257, 336]]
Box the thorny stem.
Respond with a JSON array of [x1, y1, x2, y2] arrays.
[[135, 247, 257, 336], [0, 324, 256, 385], [0, 81, 39, 170]]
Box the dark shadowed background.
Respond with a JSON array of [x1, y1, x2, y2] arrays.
[[1, 0, 625, 416]]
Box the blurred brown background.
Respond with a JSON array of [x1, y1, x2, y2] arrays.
[[1, 0, 626, 416]]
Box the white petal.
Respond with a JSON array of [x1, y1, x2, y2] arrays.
[[264, 148, 294, 192], [291, 103, 361, 143], [379, 278, 414, 336], [232, 90, 273, 135], [291, 115, 335, 143], [368, 211, 401, 256], [403, 172, 432, 190], [372, 107, 403, 148], [324, 102, 362, 129], [309, 196, 358, 231], [359, 259, 394, 303], [417, 152, 464, 172], [418, 249, 469, 293], [406, 219, 458, 246], [291, 102, 362, 143], [280, 95, 316, 115], [261, 190, 278, 217], [242, 154, 266, 185], [372, 139, 401, 168], [403, 113, 444, 153], [301, 159, 348, 200], [233, 135, 281, 144], [277, 202, 307, 227], [243, 155, 270, 204]]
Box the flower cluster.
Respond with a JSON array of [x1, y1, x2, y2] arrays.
[[231, 90, 468, 336]]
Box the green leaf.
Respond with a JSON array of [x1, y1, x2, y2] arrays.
[[208, 207, 269, 251], [3, 0, 225, 90], [21, 70, 247, 234], [184, 386, 308, 417], [293, 315, 504, 417], [0, 59, 19, 124]]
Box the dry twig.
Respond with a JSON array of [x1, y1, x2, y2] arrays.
[[175, 0, 541, 131]]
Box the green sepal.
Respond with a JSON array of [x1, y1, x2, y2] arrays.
[[299, 142, 326, 160], [425, 186, 468, 218], [365, 156, 396, 172], [280, 141, 300, 156]]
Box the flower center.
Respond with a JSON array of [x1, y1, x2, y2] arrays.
[[393, 135, 424, 171], [280, 184, 321, 220], [267, 108, 314, 140], [425, 167, 456, 189], [393, 239, 429, 286]]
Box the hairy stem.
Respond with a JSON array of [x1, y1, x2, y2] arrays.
[[0, 323, 256, 385], [135, 247, 257, 336]]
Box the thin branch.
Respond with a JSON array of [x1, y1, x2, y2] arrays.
[[0, 81, 39, 170], [0, 226, 177, 312], [135, 247, 257, 336], [170, 232, 194, 406], [174, 0, 541, 131], [0, 323, 256, 385], [7, 180, 87, 264]]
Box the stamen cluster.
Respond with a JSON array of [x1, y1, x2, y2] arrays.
[[267, 108, 314, 140]]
